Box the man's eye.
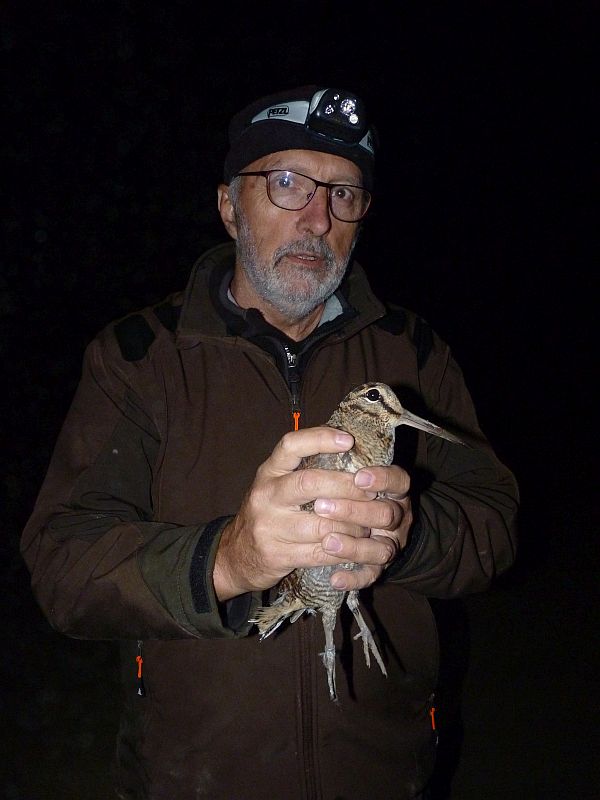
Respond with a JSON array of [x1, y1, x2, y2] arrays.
[[333, 186, 353, 203]]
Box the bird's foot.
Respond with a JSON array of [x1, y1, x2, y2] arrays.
[[319, 645, 338, 701], [352, 627, 387, 676], [346, 592, 387, 676]]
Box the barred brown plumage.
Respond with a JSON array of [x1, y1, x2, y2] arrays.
[[250, 381, 463, 700]]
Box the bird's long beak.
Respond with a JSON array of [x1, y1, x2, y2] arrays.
[[399, 411, 464, 445]]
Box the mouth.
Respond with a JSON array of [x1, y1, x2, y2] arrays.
[[280, 251, 326, 269]]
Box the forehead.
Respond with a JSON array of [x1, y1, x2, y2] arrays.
[[243, 149, 364, 185]]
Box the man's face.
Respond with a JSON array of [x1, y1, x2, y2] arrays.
[[225, 149, 363, 322]]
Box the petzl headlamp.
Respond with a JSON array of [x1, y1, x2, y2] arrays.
[[249, 88, 374, 155], [223, 85, 376, 189]]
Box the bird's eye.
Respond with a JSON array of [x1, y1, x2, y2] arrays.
[[366, 389, 381, 402]]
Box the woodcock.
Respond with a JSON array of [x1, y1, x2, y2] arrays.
[[250, 382, 464, 701]]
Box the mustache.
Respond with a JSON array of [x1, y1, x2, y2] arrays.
[[275, 237, 335, 264]]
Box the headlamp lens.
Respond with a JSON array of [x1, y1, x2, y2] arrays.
[[306, 89, 369, 145]]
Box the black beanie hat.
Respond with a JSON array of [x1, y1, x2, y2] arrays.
[[223, 85, 376, 190]]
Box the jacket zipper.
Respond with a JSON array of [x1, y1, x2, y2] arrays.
[[283, 344, 320, 798], [284, 345, 301, 430], [298, 617, 319, 799]]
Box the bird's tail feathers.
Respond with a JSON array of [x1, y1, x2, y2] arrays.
[[250, 598, 315, 638]]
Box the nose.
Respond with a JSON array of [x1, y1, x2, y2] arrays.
[[297, 185, 332, 236]]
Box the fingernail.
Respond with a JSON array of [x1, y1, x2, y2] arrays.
[[355, 470, 374, 488], [324, 535, 342, 553], [335, 432, 353, 447], [331, 574, 347, 589], [314, 498, 335, 514]]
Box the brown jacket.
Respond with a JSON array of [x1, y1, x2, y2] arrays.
[[21, 242, 519, 799]]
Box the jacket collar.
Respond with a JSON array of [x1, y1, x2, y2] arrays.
[[176, 241, 386, 346]]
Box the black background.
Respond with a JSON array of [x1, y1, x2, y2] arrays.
[[2, 2, 598, 798]]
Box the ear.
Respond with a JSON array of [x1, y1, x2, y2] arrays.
[[217, 184, 238, 240]]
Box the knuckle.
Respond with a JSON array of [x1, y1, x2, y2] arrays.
[[255, 462, 269, 482], [347, 538, 362, 560], [248, 482, 271, 512], [312, 515, 342, 545], [279, 431, 297, 453], [373, 546, 388, 565], [379, 502, 396, 528], [311, 514, 328, 536], [312, 543, 332, 565], [383, 464, 410, 495], [384, 543, 396, 562], [373, 536, 397, 563], [352, 565, 377, 589], [315, 516, 338, 537], [296, 468, 315, 495]]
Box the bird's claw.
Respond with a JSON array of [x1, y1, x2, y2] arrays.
[[353, 628, 387, 676], [320, 646, 338, 701], [347, 591, 387, 676]]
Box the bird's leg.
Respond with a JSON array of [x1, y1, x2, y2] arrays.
[[346, 591, 387, 677], [319, 607, 338, 701]]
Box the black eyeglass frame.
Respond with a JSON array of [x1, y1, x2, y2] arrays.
[[234, 169, 372, 223]]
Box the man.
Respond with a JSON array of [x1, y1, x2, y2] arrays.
[[21, 85, 519, 799]]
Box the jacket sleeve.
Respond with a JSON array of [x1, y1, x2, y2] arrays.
[[386, 320, 519, 596], [20, 323, 257, 642]]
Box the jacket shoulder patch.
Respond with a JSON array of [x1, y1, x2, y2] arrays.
[[413, 315, 434, 369], [375, 306, 407, 335], [375, 306, 434, 369], [154, 301, 181, 333], [114, 314, 156, 362]]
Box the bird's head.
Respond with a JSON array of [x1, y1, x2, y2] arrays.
[[335, 382, 463, 444]]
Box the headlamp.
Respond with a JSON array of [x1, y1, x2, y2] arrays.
[[223, 85, 377, 189], [249, 88, 374, 156], [307, 89, 372, 150]]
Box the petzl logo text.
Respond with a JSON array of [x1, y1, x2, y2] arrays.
[[268, 106, 289, 117]]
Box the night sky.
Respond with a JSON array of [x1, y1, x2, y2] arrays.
[[3, 2, 597, 797]]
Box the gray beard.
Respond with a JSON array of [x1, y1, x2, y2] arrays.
[[234, 212, 355, 322]]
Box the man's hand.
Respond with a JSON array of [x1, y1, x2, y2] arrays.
[[213, 426, 412, 601], [316, 463, 413, 591]]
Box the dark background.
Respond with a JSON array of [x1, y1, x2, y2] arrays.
[[2, 2, 597, 798]]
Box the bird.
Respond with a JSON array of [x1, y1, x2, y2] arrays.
[[250, 382, 464, 701]]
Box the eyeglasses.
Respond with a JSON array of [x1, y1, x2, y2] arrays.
[[235, 169, 372, 223]]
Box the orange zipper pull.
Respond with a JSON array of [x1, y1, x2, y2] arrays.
[[136, 640, 146, 697], [292, 410, 301, 430]]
